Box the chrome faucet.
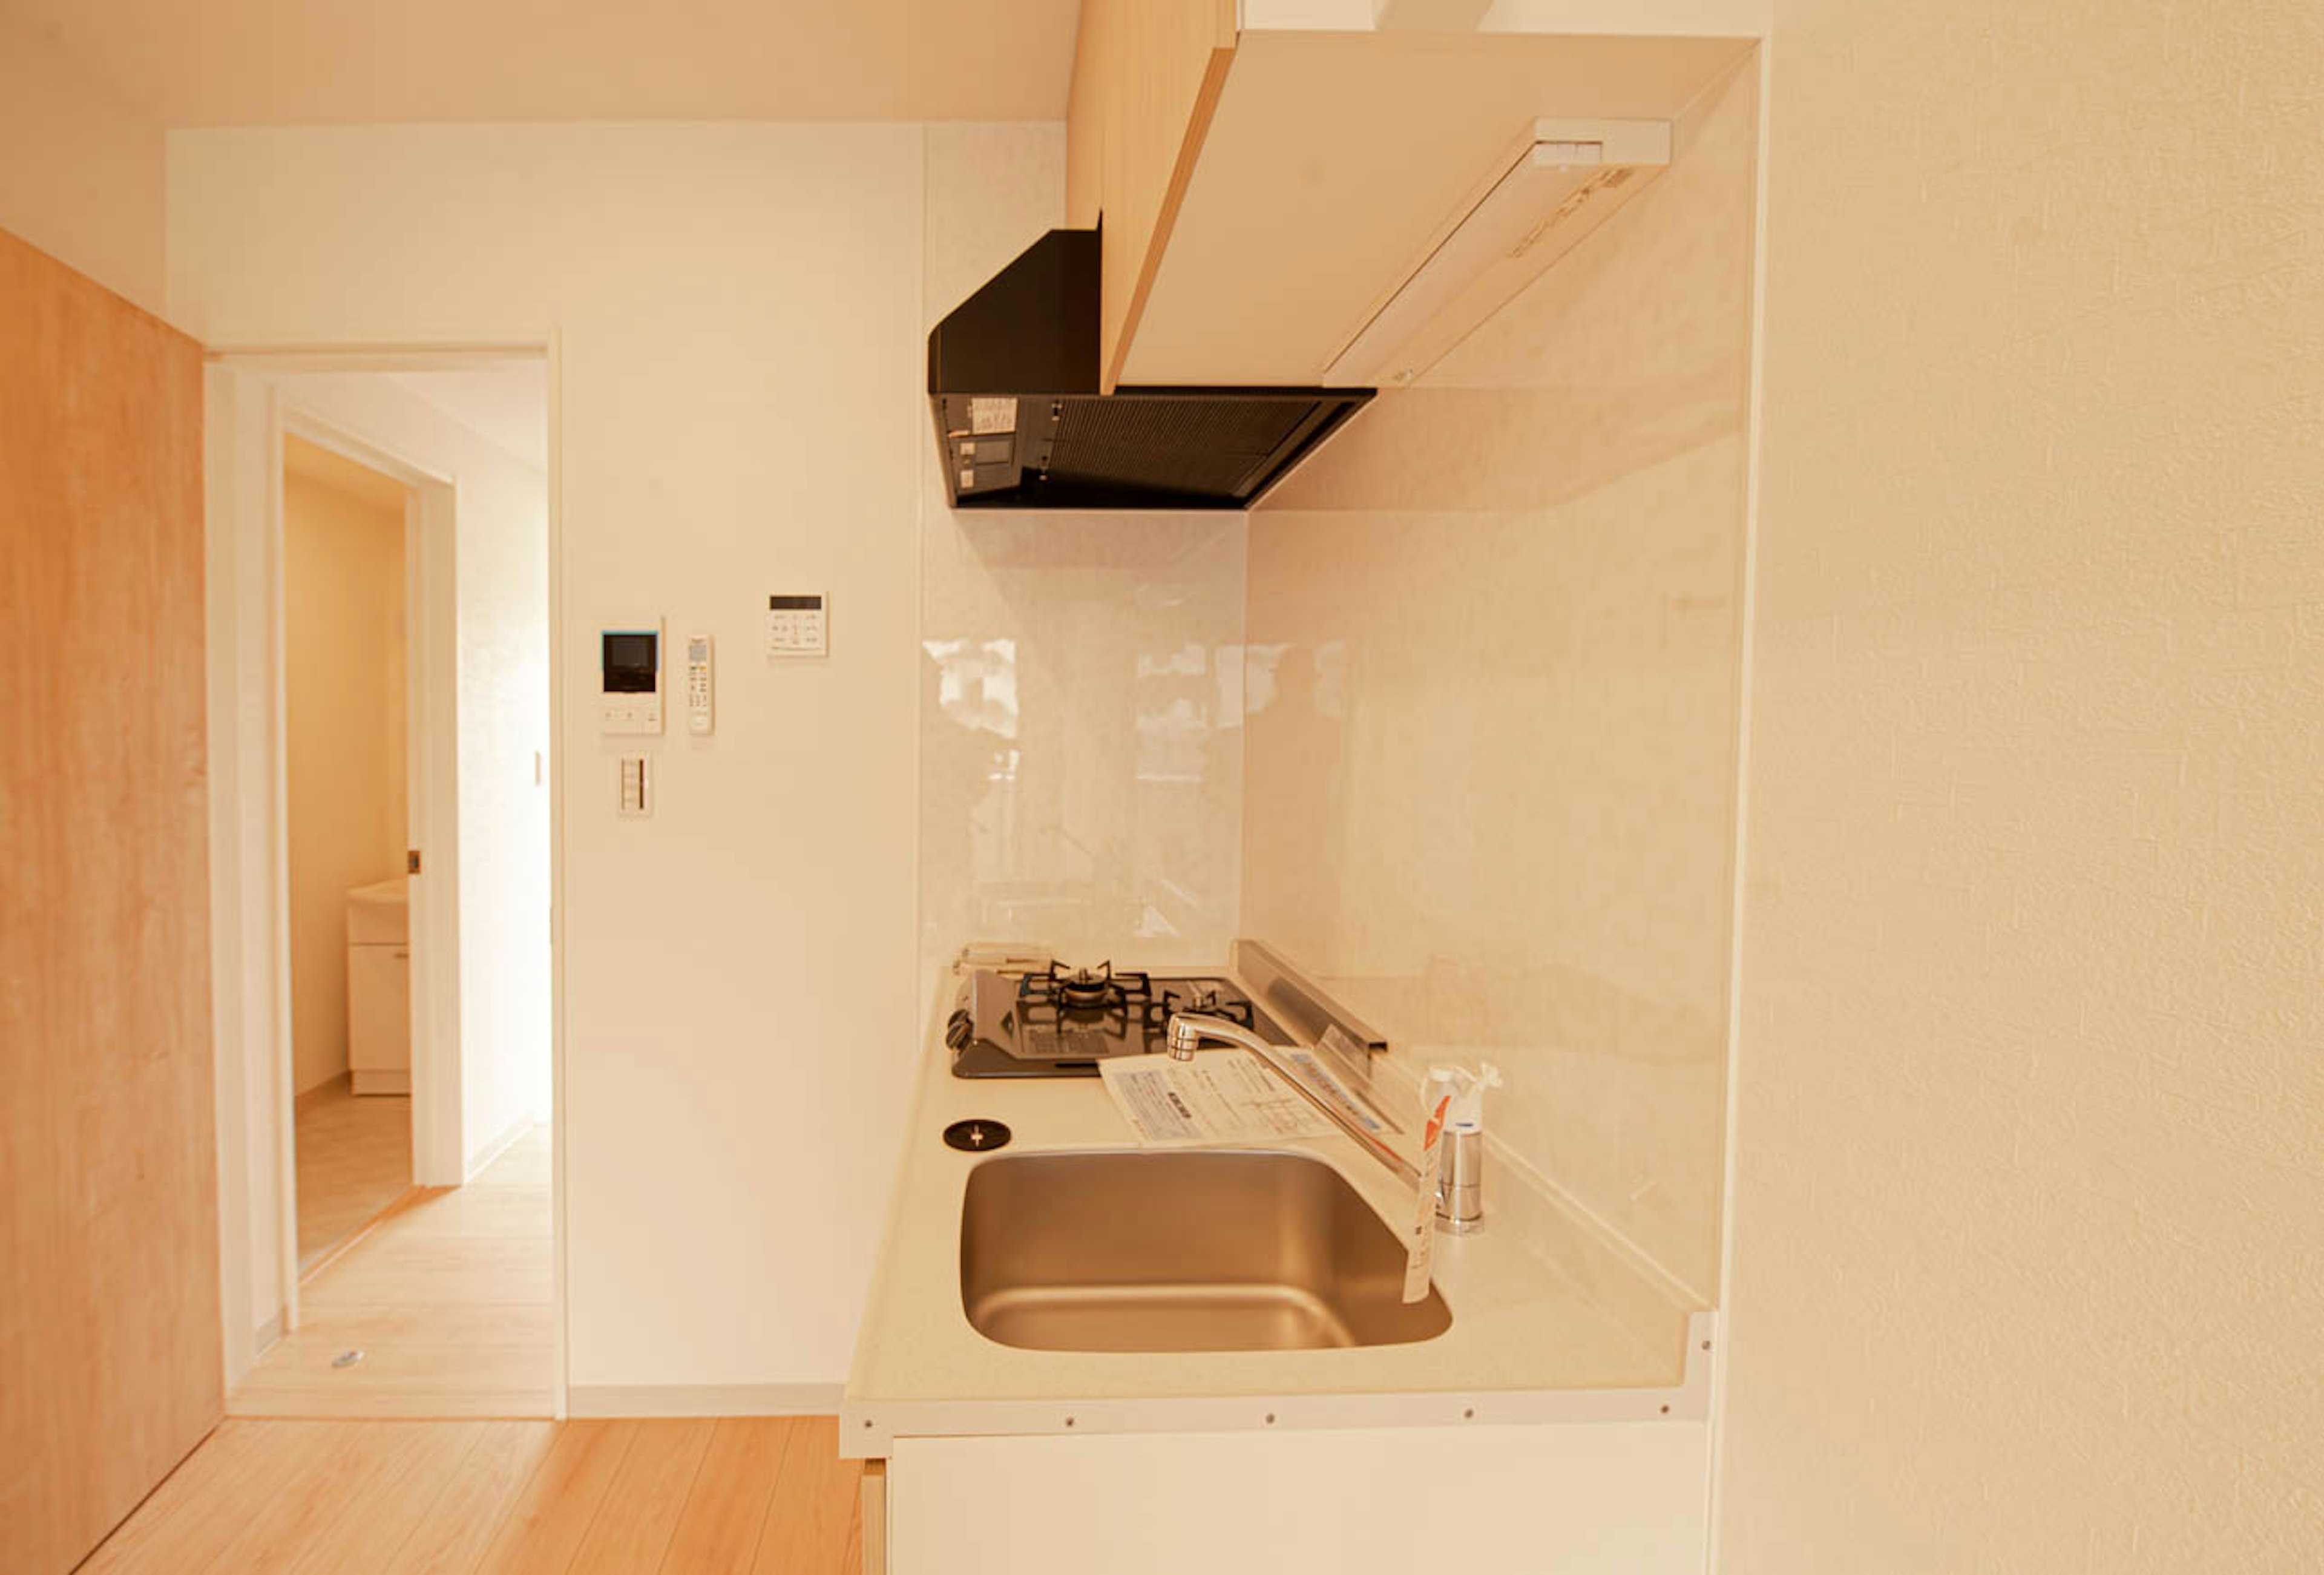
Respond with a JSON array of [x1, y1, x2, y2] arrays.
[[1164, 1013, 1485, 1231]]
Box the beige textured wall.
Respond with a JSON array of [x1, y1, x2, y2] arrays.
[[282, 451, 409, 1094], [1719, 2, 2324, 1570], [1242, 61, 1759, 1301], [0, 14, 165, 316]]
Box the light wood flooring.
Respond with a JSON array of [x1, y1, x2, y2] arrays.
[[235, 1125, 555, 1419], [82, 1415, 863, 1575], [295, 1076, 412, 1269]]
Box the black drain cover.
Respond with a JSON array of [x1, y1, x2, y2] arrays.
[[943, 1119, 1011, 1152]]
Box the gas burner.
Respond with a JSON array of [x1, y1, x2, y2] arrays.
[[1057, 964, 1120, 1010], [954, 963, 1281, 1078], [1143, 982, 1256, 1036], [1020, 960, 1154, 1016]]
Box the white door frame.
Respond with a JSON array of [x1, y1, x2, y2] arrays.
[[204, 344, 566, 1418]]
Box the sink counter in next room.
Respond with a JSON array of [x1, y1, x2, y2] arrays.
[[840, 952, 1719, 1575]]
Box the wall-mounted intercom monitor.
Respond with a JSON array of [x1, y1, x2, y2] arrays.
[[600, 625, 663, 734]]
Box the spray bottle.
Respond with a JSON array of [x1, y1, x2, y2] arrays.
[[1425, 1061, 1501, 1233]]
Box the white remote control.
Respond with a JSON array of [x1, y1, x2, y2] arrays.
[[684, 634, 714, 735]]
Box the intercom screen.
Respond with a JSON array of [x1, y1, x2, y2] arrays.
[[603, 632, 658, 694]]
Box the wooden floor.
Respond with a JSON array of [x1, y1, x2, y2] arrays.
[[82, 1416, 862, 1575], [296, 1076, 412, 1269], [235, 1126, 554, 1419]]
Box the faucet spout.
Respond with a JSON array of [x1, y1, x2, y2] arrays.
[[1164, 1013, 1210, 1060], [1163, 1011, 1422, 1192]]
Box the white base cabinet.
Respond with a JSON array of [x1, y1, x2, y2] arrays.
[[885, 1421, 1708, 1575], [346, 939, 410, 1094], [344, 877, 410, 1095]]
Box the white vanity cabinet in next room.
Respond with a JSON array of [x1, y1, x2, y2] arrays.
[[344, 877, 410, 1095]]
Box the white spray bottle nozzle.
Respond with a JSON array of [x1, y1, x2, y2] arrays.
[[1426, 1061, 1501, 1131]]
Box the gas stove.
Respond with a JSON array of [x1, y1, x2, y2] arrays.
[[946, 959, 1289, 1079]]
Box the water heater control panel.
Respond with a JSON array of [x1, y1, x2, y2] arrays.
[[766, 593, 827, 657]]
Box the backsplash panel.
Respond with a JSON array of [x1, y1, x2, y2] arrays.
[[1241, 59, 1759, 1301], [919, 511, 1247, 973]]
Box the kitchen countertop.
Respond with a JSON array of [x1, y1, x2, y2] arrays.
[[840, 962, 1713, 1456]]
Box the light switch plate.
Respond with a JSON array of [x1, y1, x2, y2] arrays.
[[617, 754, 650, 817]]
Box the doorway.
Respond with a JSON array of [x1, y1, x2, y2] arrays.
[[280, 433, 417, 1275], [208, 356, 560, 1418]]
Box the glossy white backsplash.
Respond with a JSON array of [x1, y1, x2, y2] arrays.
[[1241, 60, 1760, 1302], [919, 512, 1248, 974]]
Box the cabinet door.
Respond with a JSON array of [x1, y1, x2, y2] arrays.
[[1065, 0, 1238, 389], [347, 943, 412, 1079], [0, 225, 221, 1573], [888, 1424, 1709, 1574]]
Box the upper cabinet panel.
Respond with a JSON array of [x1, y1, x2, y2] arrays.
[[1065, 0, 1239, 391], [1117, 28, 1754, 387]]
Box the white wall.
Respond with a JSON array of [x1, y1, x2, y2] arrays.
[[1720, 2, 2324, 1569], [0, 13, 166, 315], [281, 459, 409, 1093], [172, 124, 927, 1395]]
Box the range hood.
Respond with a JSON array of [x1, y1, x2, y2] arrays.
[[928, 229, 1371, 510]]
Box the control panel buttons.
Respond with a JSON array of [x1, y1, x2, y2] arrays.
[[766, 593, 827, 658]]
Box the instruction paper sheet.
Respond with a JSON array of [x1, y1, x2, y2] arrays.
[[1100, 1049, 1391, 1146]]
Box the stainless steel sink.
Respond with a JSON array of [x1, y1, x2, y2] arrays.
[[959, 1149, 1453, 1353]]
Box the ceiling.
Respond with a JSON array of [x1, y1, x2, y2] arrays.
[[10, 0, 1080, 126], [283, 433, 407, 510], [387, 366, 551, 471], [279, 366, 548, 493]]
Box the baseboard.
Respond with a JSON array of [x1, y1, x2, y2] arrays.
[[464, 1113, 536, 1182], [294, 1071, 352, 1113], [566, 1383, 845, 1419], [222, 1309, 280, 1407]]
